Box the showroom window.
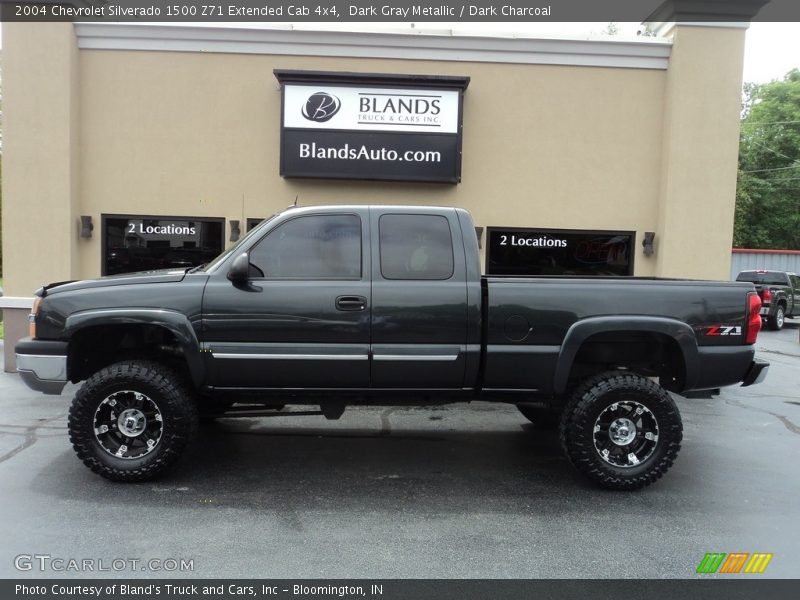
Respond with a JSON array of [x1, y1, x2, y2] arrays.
[[248, 214, 362, 279], [102, 215, 224, 276], [486, 227, 635, 277], [247, 218, 265, 232], [379, 214, 454, 280]]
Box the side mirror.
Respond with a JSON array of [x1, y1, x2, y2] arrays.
[[227, 252, 250, 282]]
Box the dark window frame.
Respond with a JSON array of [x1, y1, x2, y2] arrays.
[[101, 213, 225, 276], [247, 213, 364, 281], [485, 226, 637, 277], [378, 213, 456, 281]]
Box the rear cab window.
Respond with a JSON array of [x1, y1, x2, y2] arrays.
[[736, 271, 790, 286], [378, 214, 454, 280]]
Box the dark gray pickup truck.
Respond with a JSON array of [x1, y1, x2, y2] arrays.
[[16, 205, 768, 489], [736, 269, 799, 331]]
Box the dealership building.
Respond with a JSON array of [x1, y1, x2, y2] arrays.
[[1, 7, 755, 371]]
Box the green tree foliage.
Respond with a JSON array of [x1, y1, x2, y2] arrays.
[[734, 69, 800, 249]]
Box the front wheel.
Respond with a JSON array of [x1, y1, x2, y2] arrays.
[[768, 305, 785, 331], [559, 371, 682, 490], [68, 361, 198, 482]]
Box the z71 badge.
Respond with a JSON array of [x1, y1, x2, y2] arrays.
[[701, 325, 742, 336]]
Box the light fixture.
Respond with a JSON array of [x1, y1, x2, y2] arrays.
[[230, 220, 241, 242], [475, 227, 484, 249], [642, 232, 655, 256], [80, 216, 93, 239]]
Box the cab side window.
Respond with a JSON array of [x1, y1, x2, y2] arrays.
[[249, 214, 361, 279], [379, 214, 454, 280]]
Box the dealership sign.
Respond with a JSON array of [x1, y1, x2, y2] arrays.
[[275, 70, 469, 183]]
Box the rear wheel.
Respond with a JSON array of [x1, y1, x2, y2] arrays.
[[768, 305, 785, 331], [559, 371, 682, 490], [68, 361, 198, 482]]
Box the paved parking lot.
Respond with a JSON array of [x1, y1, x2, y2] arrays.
[[1, 325, 798, 579]]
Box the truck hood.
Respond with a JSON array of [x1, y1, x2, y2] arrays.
[[42, 269, 188, 296]]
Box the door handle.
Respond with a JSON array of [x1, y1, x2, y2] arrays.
[[336, 295, 367, 311]]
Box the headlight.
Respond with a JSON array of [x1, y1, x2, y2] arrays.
[[29, 297, 43, 338]]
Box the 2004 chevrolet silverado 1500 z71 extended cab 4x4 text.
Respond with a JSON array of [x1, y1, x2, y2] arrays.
[[16, 205, 769, 489]]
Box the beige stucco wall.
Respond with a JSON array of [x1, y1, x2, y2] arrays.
[[655, 25, 746, 279], [74, 49, 665, 281], [2, 23, 80, 297]]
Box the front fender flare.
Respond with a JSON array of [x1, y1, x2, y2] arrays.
[[553, 316, 699, 395], [64, 308, 204, 388]]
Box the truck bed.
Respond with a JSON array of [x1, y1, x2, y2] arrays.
[[482, 276, 756, 393]]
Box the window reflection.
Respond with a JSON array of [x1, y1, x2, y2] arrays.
[[104, 216, 224, 275]]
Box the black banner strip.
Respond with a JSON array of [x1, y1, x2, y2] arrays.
[[4, 579, 800, 600], [2, 0, 799, 23]]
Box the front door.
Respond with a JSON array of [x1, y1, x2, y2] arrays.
[[201, 210, 371, 389]]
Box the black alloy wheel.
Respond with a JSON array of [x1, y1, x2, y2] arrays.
[[559, 371, 683, 490], [68, 361, 197, 482]]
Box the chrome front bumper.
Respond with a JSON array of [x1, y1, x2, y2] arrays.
[[16, 353, 68, 395]]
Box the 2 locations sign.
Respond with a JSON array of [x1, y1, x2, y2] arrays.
[[487, 227, 635, 276], [276, 70, 470, 183]]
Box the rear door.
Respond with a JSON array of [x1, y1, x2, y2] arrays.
[[201, 209, 371, 389], [369, 208, 469, 389]]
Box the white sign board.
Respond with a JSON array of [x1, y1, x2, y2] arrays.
[[283, 85, 461, 134]]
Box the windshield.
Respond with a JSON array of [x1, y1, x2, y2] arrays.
[[736, 271, 789, 286], [202, 214, 277, 273]]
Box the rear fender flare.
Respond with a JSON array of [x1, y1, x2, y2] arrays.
[[553, 316, 699, 395]]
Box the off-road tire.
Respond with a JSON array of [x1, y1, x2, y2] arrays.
[[559, 371, 682, 491], [768, 305, 785, 331], [68, 361, 198, 482], [517, 406, 560, 431]]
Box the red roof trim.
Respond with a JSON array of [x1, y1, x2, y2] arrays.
[[732, 248, 800, 255]]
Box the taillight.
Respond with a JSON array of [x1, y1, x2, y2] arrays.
[[29, 297, 43, 338], [745, 292, 762, 345], [761, 288, 772, 304]]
